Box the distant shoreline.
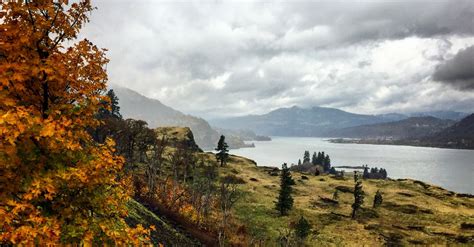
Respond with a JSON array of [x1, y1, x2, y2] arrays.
[[327, 138, 474, 151]]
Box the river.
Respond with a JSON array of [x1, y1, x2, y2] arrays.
[[230, 137, 474, 194]]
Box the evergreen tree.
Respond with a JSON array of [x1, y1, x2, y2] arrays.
[[106, 89, 122, 119], [373, 190, 383, 208], [275, 163, 294, 216], [317, 152, 323, 164], [363, 166, 369, 179], [351, 175, 365, 219], [294, 215, 311, 241], [311, 152, 317, 165], [323, 154, 331, 172], [298, 159, 302, 166], [215, 135, 229, 167], [303, 151, 310, 163], [380, 168, 388, 179]]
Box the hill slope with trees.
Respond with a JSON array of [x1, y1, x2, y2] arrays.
[[112, 86, 251, 150], [331, 114, 474, 149], [125, 125, 474, 245], [423, 113, 474, 149], [329, 116, 455, 139]]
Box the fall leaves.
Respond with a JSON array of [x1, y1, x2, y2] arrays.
[[0, 1, 149, 245]]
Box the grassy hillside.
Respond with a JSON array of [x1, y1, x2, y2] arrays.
[[213, 155, 474, 245], [130, 126, 473, 246]]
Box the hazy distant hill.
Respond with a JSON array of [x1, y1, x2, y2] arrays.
[[331, 114, 474, 150], [329, 116, 455, 139], [112, 86, 249, 150], [210, 106, 403, 137], [210, 106, 467, 137], [423, 113, 474, 149], [409, 111, 469, 121]]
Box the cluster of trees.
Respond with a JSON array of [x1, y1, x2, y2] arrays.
[[298, 150, 332, 174], [362, 166, 388, 179], [96, 91, 243, 245]]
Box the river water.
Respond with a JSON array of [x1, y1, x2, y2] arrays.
[[230, 137, 474, 194]]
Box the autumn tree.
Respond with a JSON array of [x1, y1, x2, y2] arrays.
[[215, 135, 229, 167], [218, 175, 241, 245], [0, 1, 148, 245]]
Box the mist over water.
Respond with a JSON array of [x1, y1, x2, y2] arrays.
[[231, 137, 474, 194]]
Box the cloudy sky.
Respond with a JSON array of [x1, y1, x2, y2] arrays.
[[81, 0, 474, 118]]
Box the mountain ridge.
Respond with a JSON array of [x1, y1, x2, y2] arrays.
[[210, 105, 467, 137], [328, 116, 456, 139], [111, 85, 250, 150]]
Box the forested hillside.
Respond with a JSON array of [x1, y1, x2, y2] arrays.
[[113, 86, 251, 150], [329, 117, 455, 139]]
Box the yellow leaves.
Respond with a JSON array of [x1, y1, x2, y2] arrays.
[[39, 122, 56, 138]]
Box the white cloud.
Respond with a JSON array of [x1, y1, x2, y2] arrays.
[[81, 0, 474, 118]]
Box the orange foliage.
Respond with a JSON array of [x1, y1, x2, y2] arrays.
[[0, 1, 149, 245]]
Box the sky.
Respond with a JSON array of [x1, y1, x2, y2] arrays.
[[81, 0, 474, 118]]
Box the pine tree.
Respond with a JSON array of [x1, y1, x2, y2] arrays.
[[317, 152, 323, 164], [106, 89, 122, 119], [373, 190, 383, 208], [275, 163, 294, 216], [215, 135, 229, 167], [311, 152, 317, 165], [294, 215, 311, 241], [298, 159, 302, 166], [351, 175, 365, 219], [303, 151, 310, 163], [363, 166, 369, 179], [323, 154, 331, 172]]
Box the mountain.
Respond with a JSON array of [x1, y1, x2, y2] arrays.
[[423, 113, 474, 149], [210, 106, 403, 137], [329, 116, 455, 140], [409, 111, 469, 121], [112, 86, 249, 150]]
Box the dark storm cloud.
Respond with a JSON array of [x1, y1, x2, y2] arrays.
[[286, 1, 474, 43], [433, 45, 474, 90], [81, 0, 474, 117]]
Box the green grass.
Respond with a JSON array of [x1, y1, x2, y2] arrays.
[[214, 154, 474, 245]]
